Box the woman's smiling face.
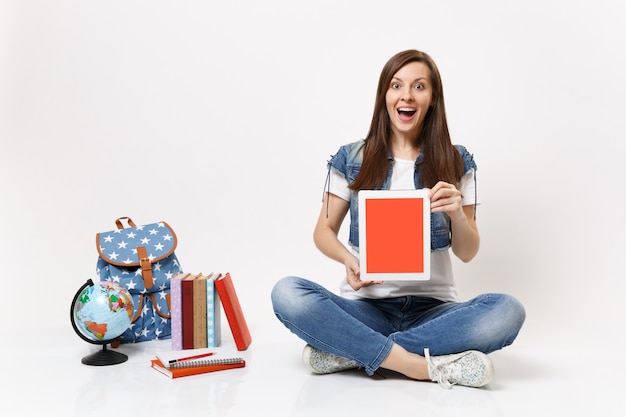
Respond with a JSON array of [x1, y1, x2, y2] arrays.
[[385, 61, 433, 141]]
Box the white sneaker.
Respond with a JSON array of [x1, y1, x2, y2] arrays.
[[425, 348, 495, 389], [302, 344, 360, 374]]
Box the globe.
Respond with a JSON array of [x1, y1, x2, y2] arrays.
[[70, 279, 134, 365]]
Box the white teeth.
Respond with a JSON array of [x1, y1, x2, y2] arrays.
[[398, 108, 415, 112]]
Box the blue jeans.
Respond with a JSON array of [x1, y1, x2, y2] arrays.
[[271, 276, 526, 376]]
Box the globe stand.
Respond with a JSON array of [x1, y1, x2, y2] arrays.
[[70, 279, 133, 366], [81, 343, 128, 366]]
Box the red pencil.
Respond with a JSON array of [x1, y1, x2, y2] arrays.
[[169, 352, 215, 364]]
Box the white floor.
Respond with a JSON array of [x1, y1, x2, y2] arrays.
[[3, 330, 622, 417]]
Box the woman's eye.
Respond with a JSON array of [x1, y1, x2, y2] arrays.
[[414, 84, 424, 90], [391, 82, 400, 89]]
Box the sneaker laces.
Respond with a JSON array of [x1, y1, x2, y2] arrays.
[[425, 348, 455, 389], [424, 348, 494, 390]]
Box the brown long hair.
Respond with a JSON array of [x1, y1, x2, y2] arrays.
[[349, 49, 463, 191]]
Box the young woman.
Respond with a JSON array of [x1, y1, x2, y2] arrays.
[[271, 49, 525, 389]]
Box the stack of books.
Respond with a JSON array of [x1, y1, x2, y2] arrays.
[[151, 348, 246, 379], [170, 272, 252, 351]]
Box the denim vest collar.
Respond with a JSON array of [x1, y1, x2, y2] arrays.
[[326, 140, 476, 252]]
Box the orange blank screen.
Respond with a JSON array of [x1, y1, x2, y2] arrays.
[[364, 198, 425, 273]]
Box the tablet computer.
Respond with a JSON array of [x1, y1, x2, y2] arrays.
[[358, 189, 430, 281]]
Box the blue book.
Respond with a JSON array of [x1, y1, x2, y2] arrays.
[[206, 272, 222, 347]]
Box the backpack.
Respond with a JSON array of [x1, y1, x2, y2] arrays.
[[95, 217, 182, 343]]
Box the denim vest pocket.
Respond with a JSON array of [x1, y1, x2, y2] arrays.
[[431, 212, 451, 251]]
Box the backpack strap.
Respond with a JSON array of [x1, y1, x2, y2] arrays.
[[148, 293, 172, 319], [115, 216, 136, 229], [136, 246, 154, 289]]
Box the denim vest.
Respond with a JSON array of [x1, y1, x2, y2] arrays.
[[326, 139, 477, 252]]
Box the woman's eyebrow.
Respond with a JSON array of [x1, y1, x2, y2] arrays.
[[392, 76, 428, 83]]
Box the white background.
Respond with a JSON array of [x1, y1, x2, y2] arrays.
[[1, 0, 624, 353]]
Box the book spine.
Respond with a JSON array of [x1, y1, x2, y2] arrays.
[[214, 272, 251, 351], [181, 275, 196, 350], [214, 281, 222, 347], [206, 274, 219, 347], [193, 275, 208, 349], [170, 273, 188, 351]]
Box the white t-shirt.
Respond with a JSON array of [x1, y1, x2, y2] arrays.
[[329, 158, 478, 302]]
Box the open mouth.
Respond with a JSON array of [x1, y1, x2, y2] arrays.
[[397, 108, 416, 118]]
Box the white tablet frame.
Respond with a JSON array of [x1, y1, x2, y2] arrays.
[[358, 189, 430, 281]]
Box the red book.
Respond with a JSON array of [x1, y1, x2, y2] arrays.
[[214, 273, 252, 351], [150, 358, 245, 379], [181, 274, 197, 350]]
